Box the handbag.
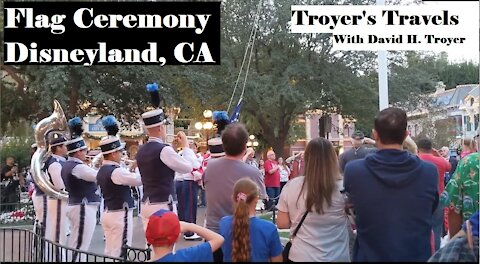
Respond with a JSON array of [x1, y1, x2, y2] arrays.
[[283, 211, 309, 262]]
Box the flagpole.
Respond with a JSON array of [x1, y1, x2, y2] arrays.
[[377, 0, 389, 111]]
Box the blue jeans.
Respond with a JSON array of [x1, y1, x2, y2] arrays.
[[432, 202, 444, 251], [183, 180, 199, 237], [266, 187, 280, 210], [175, 181, 185, 221], [199, 188, 206, 206]]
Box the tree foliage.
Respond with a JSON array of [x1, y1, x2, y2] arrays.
[[389, 51, 479, 107], [0, 137, 35, 169], [217, 0, 379, 155], [1, 0, 478, 155]]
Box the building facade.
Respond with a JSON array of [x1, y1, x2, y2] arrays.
[[407, 83, 479, 148], [283, 111, 357, 158]]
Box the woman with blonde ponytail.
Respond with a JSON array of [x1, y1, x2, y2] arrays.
[[219, 178, 283, 262]]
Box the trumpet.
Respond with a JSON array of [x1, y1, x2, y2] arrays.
[[166, 133, 200, 145], [166, 134, 200, 139], [121, 158, 136, 164]]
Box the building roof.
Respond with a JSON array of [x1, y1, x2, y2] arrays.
[[448, 84, 478, 106], [434, 89, 455, 106], [407, 84, 479, 118], [467, 86, 479, 98]]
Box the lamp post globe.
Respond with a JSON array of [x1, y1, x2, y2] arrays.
[[203, 110, 213, 119], [195, 122, 203, 130], [203, 122, 213, 130]]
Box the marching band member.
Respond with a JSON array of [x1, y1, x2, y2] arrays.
[[30, 144, 48, 236], [174, 157, 185, 222], [197, 150, 210, 208], [207, 111, 230, 158], [181, 141, 202, 240], [90, 152, 104, 230], [136, 83, 195, 233], [91, 152, 104, 170], [129, 162, 143, 215], [43, 131, 69, 256], [61, 117, 100, 262], [96, 115, 142, 258]]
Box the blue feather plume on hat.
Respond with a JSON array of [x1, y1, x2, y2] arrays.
[[101, 115, 119, 136], [68, 117, 83, 138], [212, 111, 230, 135], [213, 111, 229, 122], [146, 83, 159, 92], [146, 82, 161, 108]]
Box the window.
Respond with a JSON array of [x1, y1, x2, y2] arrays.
[[475, 114, 479, 130], [471, 98, 475, 106], [464, 116, 472, 131]]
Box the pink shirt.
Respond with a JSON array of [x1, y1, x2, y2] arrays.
[[264, 159, 280, 188], [461, 151, 474, 159]]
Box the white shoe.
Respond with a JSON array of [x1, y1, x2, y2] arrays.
[[184, 233, 202, 241]]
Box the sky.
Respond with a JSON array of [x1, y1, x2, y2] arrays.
[[410, 0, 479, 63]]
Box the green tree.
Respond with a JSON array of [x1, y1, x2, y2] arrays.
[[0, 137, 35, 169], [0, 64, 223, 133], [389, 52, 479, 108], [2, 0, 477, 156], [216, 0, 379, 155]]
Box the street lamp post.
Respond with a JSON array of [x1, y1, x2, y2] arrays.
[[195, 110, 213, 146], [247, 134, 259, 149]]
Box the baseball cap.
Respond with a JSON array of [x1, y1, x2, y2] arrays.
[[352, 131, 365, 140], [145, 209, 180, 247]]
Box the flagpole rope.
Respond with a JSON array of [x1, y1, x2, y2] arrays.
[[227, 0, 262, 113], [239, 13, 259, 101], [227, 37, 252, 113]]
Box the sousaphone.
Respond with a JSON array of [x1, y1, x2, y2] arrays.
[[30, 100, 69, 200]]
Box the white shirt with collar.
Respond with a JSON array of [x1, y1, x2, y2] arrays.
[[102, 160, 142, 187], [147, 137, 195, 174], [69, 156, 98, 183], [48, 154, 66, 191], [176, 149, 201, 181]]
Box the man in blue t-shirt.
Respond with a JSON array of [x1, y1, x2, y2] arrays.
[[145, 209, 224, 262], [344, 108, 439, 262]]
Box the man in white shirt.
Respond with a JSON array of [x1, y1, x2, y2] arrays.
[[43, 131, 69, 260], [179, 141, 202, 240], [97, 135, 142, 258], [61, 119, 101, 262], [136, 108, 194, 233]]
